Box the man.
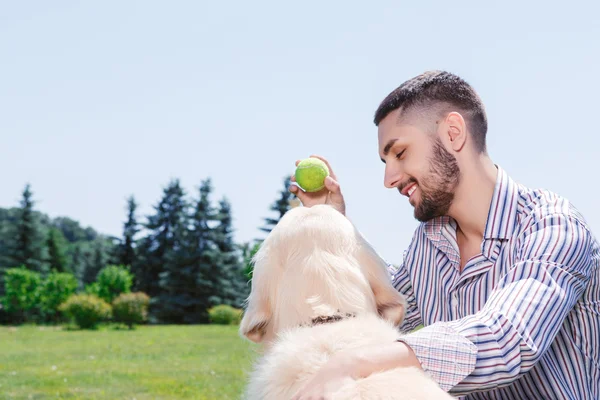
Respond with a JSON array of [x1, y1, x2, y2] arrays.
[[289, 71, 600, 399]]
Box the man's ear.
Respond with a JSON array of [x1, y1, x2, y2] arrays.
[[239, 243, 274, 343], [442, 111, 467, 152], [354, 230, 406, 326]]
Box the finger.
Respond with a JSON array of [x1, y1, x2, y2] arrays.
[[295, 159, 301, 167], [291, 185, 311, 204], [324, 176, 341, 194], [290, 174, 296, 183], [309, 155, 337, 180]]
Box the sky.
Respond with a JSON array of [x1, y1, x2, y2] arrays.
[[1, 1, 599, 265]]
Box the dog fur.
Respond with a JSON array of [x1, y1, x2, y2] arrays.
[[240, 204, 453, 400]]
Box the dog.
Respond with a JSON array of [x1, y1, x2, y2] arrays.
[[240, 204, 453, 400]]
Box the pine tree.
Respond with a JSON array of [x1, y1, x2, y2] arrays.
[[70, 244, 85, 290], [120, 196, 138, 268], [13, 184, 46, 272], [136, 179, 188, 300], [46, 228, 69, 273], [0, 210, 15, 295], [259, 175, 297, 235], [213, 198, 248, 308], [83, 241, 105, 285], [156, 179, 214, 323]]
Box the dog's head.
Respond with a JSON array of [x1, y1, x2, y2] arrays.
[[240, 204, 406, 344]]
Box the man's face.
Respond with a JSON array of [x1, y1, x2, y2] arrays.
[[377, 110, 460, 222]]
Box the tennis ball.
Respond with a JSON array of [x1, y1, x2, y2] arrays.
[[295, 158, 330, 192]]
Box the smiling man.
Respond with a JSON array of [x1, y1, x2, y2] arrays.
[[289, 71, 600, 399]]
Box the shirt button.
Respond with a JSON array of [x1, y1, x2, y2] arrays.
[[451, 293, 459, 313]]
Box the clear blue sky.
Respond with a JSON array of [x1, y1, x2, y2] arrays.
[[1, 1, 598, 265]]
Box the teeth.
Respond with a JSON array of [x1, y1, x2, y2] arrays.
[[407, 185, 416, 196]]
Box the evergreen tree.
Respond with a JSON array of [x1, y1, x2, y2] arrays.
[[14, 184, 45, 272], [83, 241, 105, 285], [259, 175, 296, 234], [156, 179, 214, 323], [46, 228, 69, 273], [213, 198, 248, 308], [70, 244, 85, 290], [0, 210, 13, 270], [0, 210, 15, 298], [93, 241, 105, 276], [136, 179, 188, 300], [52, 216, 97, 243], [120, 196, 138, 268]]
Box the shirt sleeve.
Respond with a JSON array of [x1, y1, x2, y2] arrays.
[[397, 212, 597, 394], [388, 259, 423, 333]]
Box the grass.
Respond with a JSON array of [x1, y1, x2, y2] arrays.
[[0, 324, 258, 399]]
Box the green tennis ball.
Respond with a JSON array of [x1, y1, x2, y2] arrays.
[[295, 158, 330, 192]]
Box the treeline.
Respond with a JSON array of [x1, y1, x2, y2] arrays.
[[0, 176, 295, 324]]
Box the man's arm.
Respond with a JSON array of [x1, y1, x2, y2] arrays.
[[388, 254, 423, 333], [397, 212, 597, 394]]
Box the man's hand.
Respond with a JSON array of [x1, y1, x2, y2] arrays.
[[291, 342, 423, 400], [290, 155, 346, 216]]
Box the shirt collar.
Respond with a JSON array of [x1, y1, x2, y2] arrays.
[[483, 165, 520, 240]]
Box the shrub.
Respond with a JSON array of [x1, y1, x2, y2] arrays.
[[112, 292, 150, 329], [59, 294, 112, 329], [95, 265, 133, 303], [208, 304, 242, 325], [39, 271, 78, 322], [84, 282, 101, 297], [1, 267, 41, 323]]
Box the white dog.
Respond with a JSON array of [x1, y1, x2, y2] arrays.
[[240, 204, 453, 400]]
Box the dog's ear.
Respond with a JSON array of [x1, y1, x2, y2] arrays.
[[239, 242, 275, 343], [355, 230, 406, 326]]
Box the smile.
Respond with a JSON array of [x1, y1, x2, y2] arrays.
[[407, 185, 417, 197], [401, 182, 417, 198]]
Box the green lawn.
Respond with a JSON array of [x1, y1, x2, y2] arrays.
[[0, 324, 258, 399]]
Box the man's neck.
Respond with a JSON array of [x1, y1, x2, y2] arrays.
[[448, 155, 498, 243]]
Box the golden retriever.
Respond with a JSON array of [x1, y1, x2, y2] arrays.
[[240, 204, 452, 399]]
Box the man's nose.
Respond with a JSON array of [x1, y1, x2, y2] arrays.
[[384, 164, 404, 189]]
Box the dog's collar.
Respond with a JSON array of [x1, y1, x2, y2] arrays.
[[301, 311, 356, 328]]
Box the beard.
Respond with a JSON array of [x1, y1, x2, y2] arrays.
[[411, 138, 460, 222]]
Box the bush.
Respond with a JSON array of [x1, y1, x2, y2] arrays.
[[59, 294, 112, 329], [84, 282, 101, 297], [39, 271, 78, 323], [112, 292, 150, 329], [1, 267, 41, 323], [95, 265, 133, 303], [208, 304, 242, 325]]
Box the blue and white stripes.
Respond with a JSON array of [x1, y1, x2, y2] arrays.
[[392, 166, 600, 399]]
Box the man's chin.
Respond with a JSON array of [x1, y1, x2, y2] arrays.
[[414, 210, 429, 223], [414, 207, 441, 223]]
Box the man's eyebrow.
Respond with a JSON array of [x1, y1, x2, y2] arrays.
[[383, 139, 397, 156], [380, 138, 398, 163]]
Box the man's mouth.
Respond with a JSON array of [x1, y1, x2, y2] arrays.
[[400, 182, 417, 198]]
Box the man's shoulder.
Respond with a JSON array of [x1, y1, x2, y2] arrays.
[[517, 184, 585, 223], [514, 183, 591, 232]]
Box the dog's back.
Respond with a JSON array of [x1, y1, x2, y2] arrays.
[[244, 314, 452, 400]]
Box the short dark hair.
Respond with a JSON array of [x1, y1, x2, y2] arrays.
[[373, 70, 488, 153]]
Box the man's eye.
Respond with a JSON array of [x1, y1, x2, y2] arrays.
[[396, 150, 406, 160]]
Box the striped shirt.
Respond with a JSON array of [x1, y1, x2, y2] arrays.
[[392, 166, 600, 399]]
